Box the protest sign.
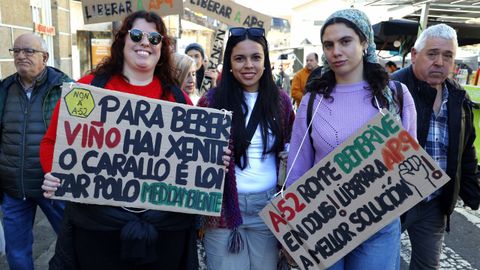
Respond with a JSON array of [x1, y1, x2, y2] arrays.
[[82, 0, 183, 24], [82, 0, 135, 24], [185, 0, 272, 30], [138, 0, 183, 16], [259, 110, 450, 269], [50, 83, 232, 216], [200, 23, 228, 94]]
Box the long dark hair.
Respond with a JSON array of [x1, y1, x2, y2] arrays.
[[214, 32, 283, 169], [306, 18, 390, 108], [93, 11, 176, 98]]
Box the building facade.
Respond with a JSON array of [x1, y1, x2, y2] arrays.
[[0, 0, 72, 78]]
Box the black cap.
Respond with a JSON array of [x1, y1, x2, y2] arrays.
[[185, 43, 205, 59]]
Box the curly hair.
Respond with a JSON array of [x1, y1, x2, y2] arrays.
[[93, 11, 176, 98]]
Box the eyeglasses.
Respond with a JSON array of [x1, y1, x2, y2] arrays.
[[128, 29, 163, 46], [9, 48, 45, 56], [229, 27, 265, 38]]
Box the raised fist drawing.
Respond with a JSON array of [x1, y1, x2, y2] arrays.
[[398, 155, 430, 197]]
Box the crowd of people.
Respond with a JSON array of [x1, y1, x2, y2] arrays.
[[0, 7, 479, 270]]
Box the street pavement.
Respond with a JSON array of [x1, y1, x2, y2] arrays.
[[399, 203, 480, 270], [0, 204, 478, 270]]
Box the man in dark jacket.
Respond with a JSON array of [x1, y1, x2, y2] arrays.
[[392, 24, 480, 270], [0, 33, 72, 270]]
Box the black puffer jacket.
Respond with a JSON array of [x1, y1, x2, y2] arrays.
[[0, 67, 72, 199], [392, 66, 480, 217]]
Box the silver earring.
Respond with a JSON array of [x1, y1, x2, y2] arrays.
[[230, 69, 232, 72]]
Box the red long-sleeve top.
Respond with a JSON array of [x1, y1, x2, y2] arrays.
[[40, 74, 192, 172]]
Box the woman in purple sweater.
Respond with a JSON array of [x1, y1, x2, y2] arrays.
[[285, 9, 417, 270]]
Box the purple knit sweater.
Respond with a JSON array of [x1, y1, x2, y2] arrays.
[[285, 81, 417, 187], [197, 88, 295, 230]]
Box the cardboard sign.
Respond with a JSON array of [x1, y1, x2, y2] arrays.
[[82, 0, 134, 24], [51, 83, 232, 216], [82, 0, 183, 25], [200, 23, 228, 94], [259, 111, 450, 270], [185, 0, 271, 30], [139, 0, 183, 16]]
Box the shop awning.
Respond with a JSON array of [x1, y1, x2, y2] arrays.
[[373, 19, 480, 53]]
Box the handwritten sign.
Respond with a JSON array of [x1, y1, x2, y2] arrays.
[[185, 0, 271, 30], [259, 111, 450, 269], [51, 83, 232, 216], [200, 23, 228, 94], [82, 0, 183, 25], [139, 0, 183, 16]]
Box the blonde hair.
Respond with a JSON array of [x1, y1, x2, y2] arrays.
[[172, 53, 195, 87]]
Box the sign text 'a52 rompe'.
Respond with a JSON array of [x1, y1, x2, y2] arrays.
[[259, 110, 450, 269]]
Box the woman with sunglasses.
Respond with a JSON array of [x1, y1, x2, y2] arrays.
[[285, 9, 417, 270], [197, 27, 295, 270], [39, 11, 199, 270]]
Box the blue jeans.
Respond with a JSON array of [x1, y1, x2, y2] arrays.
[[204, 188, 279, 270], [1, 193, 65, 270], [328, 218, 401, 270]]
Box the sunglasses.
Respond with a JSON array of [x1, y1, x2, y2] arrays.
[[229, 27, 265, 37], [128, 29, 163, 46]]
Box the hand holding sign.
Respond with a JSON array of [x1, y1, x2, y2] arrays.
[[42, 173, 61, 198], [204, 68, 218, 82], [223, 148, 232, 173]]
